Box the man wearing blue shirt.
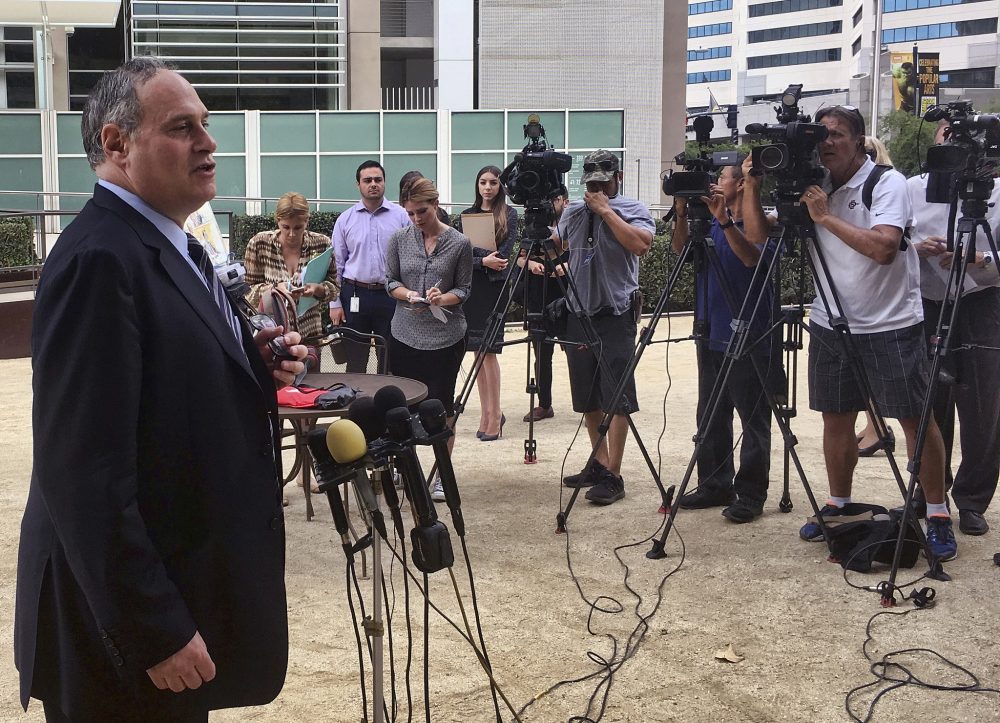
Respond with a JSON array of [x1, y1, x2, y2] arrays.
[[672, 160, 779, 523]]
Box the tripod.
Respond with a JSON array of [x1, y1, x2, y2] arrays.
[[449, 202, 670, 523], [878, 185, 999, 604], [645, 200, 831, 557]]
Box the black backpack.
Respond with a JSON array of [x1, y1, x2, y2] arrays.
[[862, 164, 910, 251]]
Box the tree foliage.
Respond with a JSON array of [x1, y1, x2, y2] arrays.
[[878, 110, 937, 177]]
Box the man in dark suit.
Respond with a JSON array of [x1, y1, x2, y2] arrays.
[[14, 57, 307, 722]]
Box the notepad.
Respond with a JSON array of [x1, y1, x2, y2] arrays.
[[296, 246, 334, 317]]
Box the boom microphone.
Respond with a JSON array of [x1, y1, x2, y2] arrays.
[[416, 399, 465, 537], [326, 419, 388, 541]]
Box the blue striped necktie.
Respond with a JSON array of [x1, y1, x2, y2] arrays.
[[187, 234, 242, 343]]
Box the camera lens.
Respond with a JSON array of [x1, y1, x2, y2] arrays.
[[758, 145, 787, 171]]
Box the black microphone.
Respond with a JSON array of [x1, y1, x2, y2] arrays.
[[745, 122, 767, 135], [306, 427, 352, 557], [385, 406, 453, 573], [325, 419, 388, 541], [416, 399, 465, 537], [351, 395, 408, 539], [374, 385, 408, 423], [348, 396, 384, 443]]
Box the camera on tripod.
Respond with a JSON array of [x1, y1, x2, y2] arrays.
[[499, 114, 572, 240], [661, 116, 742, 200], [923, 100, 1000, 204], [745, 84, 827, 222]]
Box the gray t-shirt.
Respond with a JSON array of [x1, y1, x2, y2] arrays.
[[385, 225, 473, 350], [558, 195, 655, 315]]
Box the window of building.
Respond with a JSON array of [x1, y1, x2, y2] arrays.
[[747, 48, 841, 69], [688, 46, 733, 61], [1, 27, 36, 109], [884, 0, 990, 12], [853, 7, 863, 26], [689, 0, 733, 14], [939, 66, 995, 88], [881, 18, 997, 43], [749, 0, 842, 18], [687, 69, 733, 83], [852, 36, 862, 54], [688, 22, 733, 37], [749, 21, 842, 42]]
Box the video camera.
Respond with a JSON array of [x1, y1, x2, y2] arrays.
[[924, 100, 1000, 204], [745, 84, 827, 222], [661, 116, 743, 199], [499, 114, 572, 240]]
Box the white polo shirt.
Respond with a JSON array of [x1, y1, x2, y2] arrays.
[[809, 158, 922, 333]]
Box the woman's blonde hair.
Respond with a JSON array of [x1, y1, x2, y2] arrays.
[[864, 136, 893, 166], [401, 177, 439, 205], [275, 191, 310, 222]]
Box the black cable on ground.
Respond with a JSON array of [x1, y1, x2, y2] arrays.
[[345, 562, 370, 723], [422, 572, 431, 723], [459, 535, 504, 722], [845, 609, 1000, 723]]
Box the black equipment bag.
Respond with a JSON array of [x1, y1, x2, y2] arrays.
[[825, 503, 921, 572]]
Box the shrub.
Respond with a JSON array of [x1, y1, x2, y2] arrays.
[[0, 216, 37, 268]]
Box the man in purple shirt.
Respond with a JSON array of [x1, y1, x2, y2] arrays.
[[330, 160, 410, 369]]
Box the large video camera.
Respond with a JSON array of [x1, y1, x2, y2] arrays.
[[745, 84, 827, 223], [500, 115, 572, 240], [924, 100, 1000, 204]]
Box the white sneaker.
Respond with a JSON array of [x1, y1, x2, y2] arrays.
[[430, 476, 445, 502]]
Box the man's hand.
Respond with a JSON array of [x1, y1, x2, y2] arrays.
[[146, 632, 216, 693], [584, 189, 611, 216], [914, 236, 947, 259], [673, 198, 687, 220], [800, 185, 831, 223], [527, 260, 546, 276], [255, 326, 308, 387], [329, 306, 345, 325], [701, 185, 728, 223], [741, 154, 759, 187]]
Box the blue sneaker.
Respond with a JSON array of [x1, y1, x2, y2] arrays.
[[926, 516, 958, 562], [799, 504, 845, 541]]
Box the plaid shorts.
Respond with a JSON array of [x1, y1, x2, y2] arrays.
[[808, 321, 929, 419]]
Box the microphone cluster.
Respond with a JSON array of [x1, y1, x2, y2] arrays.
[[309, 385, 464, 574]]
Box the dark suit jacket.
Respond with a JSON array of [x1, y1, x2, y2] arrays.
[[15, 184, 288, 721]]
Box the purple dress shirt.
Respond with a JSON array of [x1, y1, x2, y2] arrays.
[[330, 198, 410, 309]]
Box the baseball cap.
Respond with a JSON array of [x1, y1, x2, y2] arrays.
[[581, 149, 620, 184]]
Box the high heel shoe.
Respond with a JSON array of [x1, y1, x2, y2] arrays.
[[480, 413, 505, 442], [476, 430, 485, 440], [859, 427, 895, 457]]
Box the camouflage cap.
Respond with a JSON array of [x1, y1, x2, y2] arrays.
[[581, 149, 620, 184]]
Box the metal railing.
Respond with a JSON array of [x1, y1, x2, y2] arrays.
[[382, 85, 434, 110]]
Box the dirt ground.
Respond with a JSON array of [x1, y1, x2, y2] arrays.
[[1, 315, 998, 723]]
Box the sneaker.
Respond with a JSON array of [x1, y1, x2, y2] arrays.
[[799, 504, 846, 542], [926, 516, 958, 561], [585, 472, 625, 505], [678, 486, 735, 510], [393, 471, 404, 490], [563, 459, 607, 488], [429, 476, 445, 503], [722, 499, 763, 524]]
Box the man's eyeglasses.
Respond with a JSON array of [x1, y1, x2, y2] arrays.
[[583, 159, 618, 173]]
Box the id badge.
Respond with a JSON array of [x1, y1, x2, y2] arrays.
[[350, 295, 360, 313]]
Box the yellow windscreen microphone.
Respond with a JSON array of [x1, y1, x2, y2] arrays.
[[326, 419, 368, 465]]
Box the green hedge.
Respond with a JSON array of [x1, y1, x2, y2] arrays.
[[228, 212, 813, 314], [0, 217, 37, 268]]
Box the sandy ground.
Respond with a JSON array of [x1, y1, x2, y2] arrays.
[[1, 315, 999, 723]]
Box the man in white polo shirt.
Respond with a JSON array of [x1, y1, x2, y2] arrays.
[[744, 106, 955, 561]]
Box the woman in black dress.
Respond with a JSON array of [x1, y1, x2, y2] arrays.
[[458, 165, 518, 441]]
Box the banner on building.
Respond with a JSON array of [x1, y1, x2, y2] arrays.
[[890, 52, 940, 115]]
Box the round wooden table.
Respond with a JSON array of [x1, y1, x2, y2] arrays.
[[278, 372, 428, 521]]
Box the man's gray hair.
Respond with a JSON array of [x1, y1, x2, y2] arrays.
[[81, 56, 174, 169]]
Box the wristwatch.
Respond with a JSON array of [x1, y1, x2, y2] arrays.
[[719, 218, 736, 230], [983, 252, 994, 267]]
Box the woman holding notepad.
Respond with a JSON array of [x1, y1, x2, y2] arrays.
[[458, 166, 519, 442], [244, 191, 339, 344]]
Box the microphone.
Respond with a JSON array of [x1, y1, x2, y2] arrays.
[[745, 122, 767, 135], [306, 427, 352, 557], [347, 396, 384, 442], [350, 395, 407, 539], [374, 385, 408, 422], [385, 406, 453, 573], [326, 419, 388, 541], [416, 399, 465, 537]]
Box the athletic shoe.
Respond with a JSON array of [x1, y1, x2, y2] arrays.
[[563, 459, 607, 488], [430, 476, 445, 502], [585, 472, 625, 505], [678, 486, 735, 510], [799, 504, 846, 541], [926, 516, 958, 561], [722, 499, 763, 524]]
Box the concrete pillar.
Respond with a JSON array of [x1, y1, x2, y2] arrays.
[[50, 27, 70, 111], [434, 0, 473, 110], [347, 0, 382, 109], [660, 1, 689, 203]]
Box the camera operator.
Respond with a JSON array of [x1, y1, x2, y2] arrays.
[[558, 150, 654, 506], [743, 106, 955, 560], [908, 120, 1000, 537], [672, 159, 779, 523], [517, 185, 570, 422]]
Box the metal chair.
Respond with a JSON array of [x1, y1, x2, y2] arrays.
[[317, 326, 390, 375]]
